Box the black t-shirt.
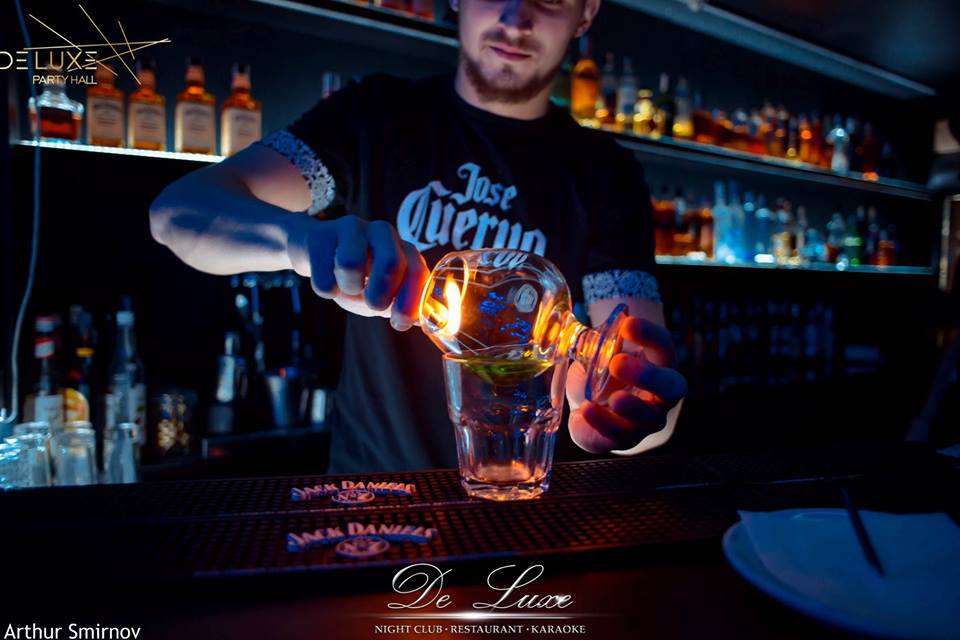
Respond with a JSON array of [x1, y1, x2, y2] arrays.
[[259, 73, 661, 473]]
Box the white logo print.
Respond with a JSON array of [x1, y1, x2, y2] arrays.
[[397, 162, 547, 256]]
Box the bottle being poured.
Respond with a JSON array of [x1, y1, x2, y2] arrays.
[[417, 249, 627, 400]]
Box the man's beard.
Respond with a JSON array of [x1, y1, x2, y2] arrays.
[[460, 46, 560, 105]]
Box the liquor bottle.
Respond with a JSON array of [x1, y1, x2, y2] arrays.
[[825, 213, 846, 263], [109, 311, 147, 447], [549, 48, 573, 110], [672, 187, 695, 255], [128, 57, 166, 151], [208, 332, 242, 435], [692, 92, 715, 145], [86, 62, 124, 147], [730, 108, 750, 152], [760, 100, 776, 154], [742, 191, 756, 260], [754, 195, 774, 258], [878, 141, 897, 178], [28, 72, 83, 142], [653, 72, 674, 137], [712, 110, 733, 148], [747, 109, 765, 155], [843, 212, 864, 265], [570, 37, 599, 126], [864, 206, 880, 264], [24, 336, 64, 430], [596, 52, 617, 128], [671, 77, 694, 139], [859, 122, 880, 179], [63, 310, 97, 424], [797, 114, 812, 163], [653, 186, 676, 255], [632, 89, 656, 136], [175, 57, 217, 154], [712, 181, 735, 264], [876, 225, 897, 266], [221, 63, 262, 157], [615, 56, 637, 132], [772, 199, 793, 264], [826, 114, 850, 173], [727, 181, 745, 261], [767, 107, 786, 157], [794, 206, 808, 260], [809, 111, 824, 167], [847, 117, 861, 172], [786, 117, 798, 159], [697, 198, 714, 258]]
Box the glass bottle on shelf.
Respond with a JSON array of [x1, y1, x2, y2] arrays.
[[85, 62, 124, 147], [28, 71, 83, 142], [570, 37, 599, 127], [596, 52, 617, 129], [797, 113, 812, 163], [727, 181, 745, 262], [827, 114, 850, 173], [748, 108, 765, 155], [671, 77, 694, 139], [712, 181, 734, 264], [753, 195, 774, 258], [876, 225, 897, 266], [128, 57, 166, 151], [221, 63, 262, 157], [108, 311, 147, 449], [698, 197, 714, 258], [615, 56, 637, 132], [786, 116, 799, 159], [653, 186, 676, 256], [794, 206, 808, 261], [742, 192, 756, 260], [825, 213, 846, 263], [632, 89, 656, 136], [653, 72, 674, 138], [730, 108, 750, 151], [864, 206, 880, 264], [175, 57, 216, 154], [24, 332, 64, 430], [809, 111, 824, 166], [692, 91, 715, 145], [712, 110, 733, 148], [859, 123, 880, 179]]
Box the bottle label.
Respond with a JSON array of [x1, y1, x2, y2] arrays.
[[87, 96, 124, 144], [176, 102, 215, 152], [131, 383, 147, 444], [26, 393, 64, 430], [222, 107, 261, 156], [63, 387, 90, 423], [131, 103, 165, 145]]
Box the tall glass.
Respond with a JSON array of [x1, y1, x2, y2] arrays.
[[443, 354, 568, 501], [52, 427, 97, 486]]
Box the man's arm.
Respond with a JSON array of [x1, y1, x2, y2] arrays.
[[149, 143, 315, 275]]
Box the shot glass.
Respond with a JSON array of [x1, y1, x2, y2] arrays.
[[443, 354, 568, 501]]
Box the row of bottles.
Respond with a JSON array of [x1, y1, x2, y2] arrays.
[[652, 182, 899, 267], [667, 297, 837, 395], [23, 302, 147, 460], [556, 39, 899, 179], [29, 57, 262, 157]]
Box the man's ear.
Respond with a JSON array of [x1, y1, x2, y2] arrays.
[[573, 0, 601, 38], [449, 0, 459, 12]]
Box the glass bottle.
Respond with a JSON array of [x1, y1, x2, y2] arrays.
[[175, 56, 216, 154], [109, 311, 147, 448], [570, 37, 599, 126], [128, 57, 166, 151], [653, 72, 673, 138], [85, 62, 124, 147], [754, 195, 774, 258], [671, 77, 694, 139], [221, 63, 262, 156], [24, 336, 64, 430], [615, 56, 637, 133], [827, 114, 850, 173], [632, 89, 656, 136], [596, 52, 617, 129], [28, 73, 83, 142], [692, 91, 715, 145], [712, 181, 734, 264]]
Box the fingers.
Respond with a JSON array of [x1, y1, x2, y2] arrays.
[[610, 352, 687, 408], [334, 216, 369, 295], [569, 401, 651, 453], [364, 220, 407, 312], [391, 242, 429, 331], [621, 317, 677, 367], [564, 360, 588, 409], [306, 226, 339, 299]]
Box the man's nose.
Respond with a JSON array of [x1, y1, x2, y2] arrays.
[[499, 0, 534, 31]]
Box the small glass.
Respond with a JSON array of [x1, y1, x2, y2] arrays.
[[52, 427, 97, 486], [443, 354, 568, 501], [0, 440, 26, 490], [6, 434, 52, 488], [103, 423, 138, 484]]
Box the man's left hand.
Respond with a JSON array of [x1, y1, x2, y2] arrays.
[[566, 316, 687, 453]]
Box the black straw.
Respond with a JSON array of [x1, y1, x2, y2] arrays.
[[840, 486, 885, 576]]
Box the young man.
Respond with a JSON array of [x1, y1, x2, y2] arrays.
[[149, 0, 687, 472]]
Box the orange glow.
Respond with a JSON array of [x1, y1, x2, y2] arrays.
[[441, 276, 463, 338]]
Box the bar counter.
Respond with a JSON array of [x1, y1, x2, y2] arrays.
[[2, 442, 957, 639]]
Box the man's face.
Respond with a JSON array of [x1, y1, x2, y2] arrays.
[[457, 0, 591, 104]]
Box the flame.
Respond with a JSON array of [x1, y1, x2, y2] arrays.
[[440, 275, 462, 338]]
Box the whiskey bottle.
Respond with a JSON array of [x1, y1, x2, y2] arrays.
[[175, 57, 216, 154], [28, 72, 83, 142], [671, 77, 694, 139], [570, 37, 599, 126], [24, 334, 64, 430], [652, 72, 674, 137], [86, 62, 124, 147], [221, 63, 262, 157], [614, 56, 637, 132], [128, 57, 167, 151], [633, 89, 656, 136]]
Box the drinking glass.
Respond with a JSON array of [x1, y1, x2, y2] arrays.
[[443, 354, 568, 501], [6, 434, 52, 488], [0, 440, 25, 489], [52, 426, 97, 486], [103, 423, 138, 484]]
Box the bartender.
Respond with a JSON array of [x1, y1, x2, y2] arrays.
[[149, 0, 687, 472]]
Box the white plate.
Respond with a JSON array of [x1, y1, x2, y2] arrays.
[[722, 521, 905, 638]]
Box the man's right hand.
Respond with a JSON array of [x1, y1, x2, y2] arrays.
[[285, 214, 429, 331]]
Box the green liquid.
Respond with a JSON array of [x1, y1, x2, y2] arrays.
[[462, 358, 553, 386]]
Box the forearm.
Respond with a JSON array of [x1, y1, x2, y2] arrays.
[[149, 166, 312, 276]]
